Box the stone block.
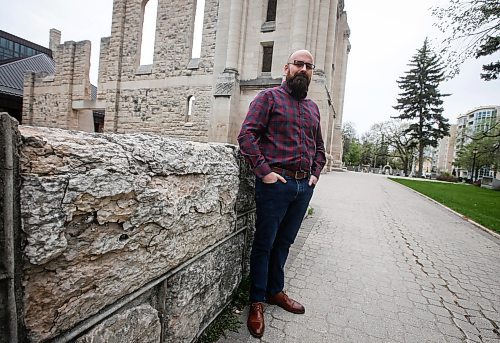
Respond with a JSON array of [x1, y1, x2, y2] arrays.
[[75, 304, 161, 343], [164, 232, 244, 342], [235, 152, 255, 213], [18, 126, 247, 341]]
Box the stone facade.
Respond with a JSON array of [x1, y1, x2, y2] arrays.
[[22, 37, 94, 132], [98, 0, 219, 138], [22, 0, 350, 165], [0, 117, 256, 342], [164, 233, 244, 342], [213, 0, 351, 169], [436, 124, 457, 174], [75, 304, 161, 343]]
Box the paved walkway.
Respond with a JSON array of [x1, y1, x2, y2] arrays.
[[219, 172, 500, 343]]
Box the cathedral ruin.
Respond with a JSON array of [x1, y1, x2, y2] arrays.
[[22, 0, 350, 168]]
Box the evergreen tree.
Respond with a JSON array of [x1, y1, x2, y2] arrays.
[[393, 39, 451, 177]]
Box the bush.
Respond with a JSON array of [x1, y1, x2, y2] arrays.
[[436, 173, 458, 183]]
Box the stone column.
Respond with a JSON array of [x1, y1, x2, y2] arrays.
[[225, 0, 243, 72], [49, 29, 61, 53], [308, 0, 321, 55], [324, 0, 338, 87], [22, 72, 35, 126], [314, 0, 332, 72], [210, 0, 244, 143], [103, 0, 127, 132], [291, 0, 309, 51], [329, 12, 350, 167]]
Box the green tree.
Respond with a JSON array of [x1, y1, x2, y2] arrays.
[[432, 0, 500, 80], [455, 126, 500, 178], [377, 120, 417, 175], [359, 134, 375, 167], [393, 39, 451, 177], [342, 121, 358, 161], [344, 140, 361, 166], [366, 123, 390, 168]]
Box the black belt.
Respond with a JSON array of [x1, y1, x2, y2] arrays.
[[271, 167, 310, 180]]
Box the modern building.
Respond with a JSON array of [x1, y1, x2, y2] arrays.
[[454, 105, 499, 179], [0, 30, 52, 63], [434, 124, 457, 174], [22, 0, 351, 169], [455, 106, 499, 151], [0, 31, 54, 123], [0, 30, 101, 127]]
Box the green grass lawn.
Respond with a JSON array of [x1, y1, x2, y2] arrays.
[[389, 178, 500, 233]]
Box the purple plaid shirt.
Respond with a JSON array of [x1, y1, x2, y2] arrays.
[[238, 82, 326, 179]]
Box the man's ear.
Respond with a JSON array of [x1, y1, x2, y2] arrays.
[[284, 63, 289, 74]]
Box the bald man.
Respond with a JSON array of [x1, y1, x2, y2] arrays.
[[238, 50, 326, 338]]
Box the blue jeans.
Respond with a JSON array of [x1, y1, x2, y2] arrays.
[[249, 176, 315, 302]]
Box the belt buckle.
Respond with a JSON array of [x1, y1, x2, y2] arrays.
[[295, 171, 304, 179]]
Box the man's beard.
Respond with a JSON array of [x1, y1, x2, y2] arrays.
[[286, 73, 310, 100]]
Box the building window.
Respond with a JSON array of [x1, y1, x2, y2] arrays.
[[139, 0, 158, 66], [191, 0, 206, 59], [186, 96, 195, 122], [266, 0, 277, 22], [261, 43, 274, 73]]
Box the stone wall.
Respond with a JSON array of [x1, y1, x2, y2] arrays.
[[22, 41, 93, 131], [99, 0, 219, 138], [0, 114, 255, 342], [103, 86, 212, 140], [329, 10, 350, 168], [20, 0, 350, 162]]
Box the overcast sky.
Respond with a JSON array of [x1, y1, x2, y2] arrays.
[[3, 0, 499, 135], [343, 0, 500, 135]]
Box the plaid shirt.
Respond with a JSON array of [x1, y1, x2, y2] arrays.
[[238, 82, 326, 179]]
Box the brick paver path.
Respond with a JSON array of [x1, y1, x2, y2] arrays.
[[219, 172, 500, 342]]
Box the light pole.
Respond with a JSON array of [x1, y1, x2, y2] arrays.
[[471, 148, 478, 182]]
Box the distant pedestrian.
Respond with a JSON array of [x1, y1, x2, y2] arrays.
[[238, 49, 326, 338]]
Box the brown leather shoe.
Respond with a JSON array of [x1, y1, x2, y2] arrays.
[[247, 302, 265, 338], [267, 291, 305, 314]]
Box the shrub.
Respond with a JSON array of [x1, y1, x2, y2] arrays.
[[436, 173, 458, 182]]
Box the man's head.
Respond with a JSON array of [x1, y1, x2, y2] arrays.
[[284, 50, 315, 100]]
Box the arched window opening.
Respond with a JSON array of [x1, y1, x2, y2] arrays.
[[139, 0, 158, 66], [186, 96, 195, 122], [191, 0, 206, 59]]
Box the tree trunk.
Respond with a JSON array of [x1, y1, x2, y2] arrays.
[[417, 141, 424, 177], [402, 157, 409, 175]]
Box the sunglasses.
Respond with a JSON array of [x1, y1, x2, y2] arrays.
[[288, 60, 315, 70]]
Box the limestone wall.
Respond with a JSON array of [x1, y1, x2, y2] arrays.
[[99, 0, 219, 138], [22, 41, 92, 131], [102, 85, 212, 139], [0, 116, 255, 342], [329, 10, 350, 167]]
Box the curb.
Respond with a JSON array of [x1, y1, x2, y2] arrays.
[[390, 180, 500, 241]]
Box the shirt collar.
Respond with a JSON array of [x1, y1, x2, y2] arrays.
[[281, 81, 293, 95]]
